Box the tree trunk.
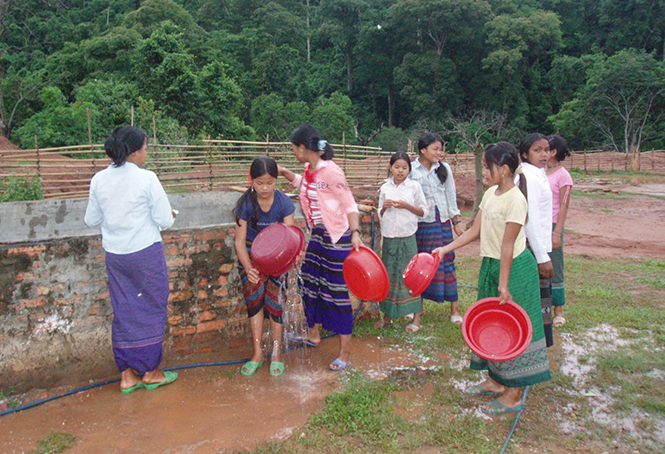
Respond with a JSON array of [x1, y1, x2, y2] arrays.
[[630, 144, 640, 172], [387, 85, 394, 128], [470, 143, 484, 223]]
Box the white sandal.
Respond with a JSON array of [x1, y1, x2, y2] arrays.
[[553, 315, 566, 326], [405, 323, 421, 333], [450, 315, 463, 325], [404, 313, 414, 321]]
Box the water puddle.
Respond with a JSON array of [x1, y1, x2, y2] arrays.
[[557, 323, 665, 447]]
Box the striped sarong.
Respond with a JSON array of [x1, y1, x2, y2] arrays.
[[105, 242, 169, 374], [527, 242, 553, 348], [470, 250, 551, 388], [415, 208, 458, 303], [240, 241, 284, 322], [301, 227, 353, 335], [380, 235, 422, 318], [549, 225, 566, 307]]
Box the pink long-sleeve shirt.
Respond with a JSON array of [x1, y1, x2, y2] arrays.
[[292, 159, 359, 244]]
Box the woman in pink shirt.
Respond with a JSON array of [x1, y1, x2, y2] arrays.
[[279, 124, 363, 371], [547, 135, 574, 326]]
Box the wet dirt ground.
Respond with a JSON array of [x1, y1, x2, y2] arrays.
[[2, 178, 664, 453], [0, 336, 432, 453]]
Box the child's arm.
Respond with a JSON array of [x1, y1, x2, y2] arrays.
[[348, 211, 364, 251], [234, 219, 261, 284], [552, 185, 572, 250], [434, 210, 482, 259], [497, 222, 522, 304]]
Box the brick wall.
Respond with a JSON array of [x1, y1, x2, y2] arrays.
[[0, 194, 379, 391]]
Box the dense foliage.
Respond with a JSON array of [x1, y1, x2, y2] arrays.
[[1, 0, 664, 152]]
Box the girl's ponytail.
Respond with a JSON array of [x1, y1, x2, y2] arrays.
[[290, 124, 334, 160], [484, 142, 528, 200]]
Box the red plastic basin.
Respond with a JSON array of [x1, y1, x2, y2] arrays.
[[343, 245, 389, 302], [462, 297, 533, 362], [403, 252, 440, 296]]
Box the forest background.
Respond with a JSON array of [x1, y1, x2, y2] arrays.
[[1, 0, 665, 155]]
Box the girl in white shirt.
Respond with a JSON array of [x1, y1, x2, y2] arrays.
[[518, 133, 554, 347], [376, 152, 428, 331]]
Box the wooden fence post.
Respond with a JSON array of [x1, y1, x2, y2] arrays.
[[611, 151, 615, 171], [342, 132, 347, 173], [33, 135, 41, 180], [583, 150, 587, 171], [87, 107, 96, 173], [207, 137, 213, 192]]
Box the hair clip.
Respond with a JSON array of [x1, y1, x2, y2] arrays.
[[317, 140, 327, 151]]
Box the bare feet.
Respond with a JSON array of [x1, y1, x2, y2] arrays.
[[120, 368, 142, 390], [142, 369, 168, 385]]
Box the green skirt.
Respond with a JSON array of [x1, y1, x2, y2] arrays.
[[470, 250, 551, 387], [380, 235, 422, 318]]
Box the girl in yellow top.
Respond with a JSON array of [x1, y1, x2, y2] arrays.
[[434, 142, 550, 415]]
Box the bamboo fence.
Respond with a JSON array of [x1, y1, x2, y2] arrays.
[[1, 140, 664, 201]]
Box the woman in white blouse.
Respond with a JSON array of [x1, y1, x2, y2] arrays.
[[85, 126, 178, 393]]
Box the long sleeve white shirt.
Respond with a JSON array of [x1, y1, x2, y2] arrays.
[[85, 162, 174, 254], [520, 162, 553, 263], [378, 177, 429, 238]]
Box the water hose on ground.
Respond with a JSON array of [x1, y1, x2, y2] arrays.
[[0, 301, 365, 418]]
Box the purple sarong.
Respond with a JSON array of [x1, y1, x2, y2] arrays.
[[105, 242, 169, 373], [301, 227, 353, 335]]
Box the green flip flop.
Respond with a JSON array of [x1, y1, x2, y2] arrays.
[[270, 361, 285, 376], [480, 399, 523, 415], [463, 384, 503, 397], [120, 382, 144, 394], [144, 371, 178, 390], [241, 361, 263, 376]]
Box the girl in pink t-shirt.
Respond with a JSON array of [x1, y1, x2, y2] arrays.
[[547, 135, 574, 326]]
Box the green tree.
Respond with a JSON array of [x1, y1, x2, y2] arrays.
[[311, 91, 355, 142], [550, 49, 665, 170], [481, 9, 563, 129]]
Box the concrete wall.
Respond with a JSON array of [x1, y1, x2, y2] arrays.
[[0, 193, 378, 391]]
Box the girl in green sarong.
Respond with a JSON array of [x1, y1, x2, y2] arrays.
[[433, 142, 551, 415]]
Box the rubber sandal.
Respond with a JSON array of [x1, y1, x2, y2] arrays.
[[480, 399, 523, 415], [450, 315, 463, 325], [270, 361, 285, 376], [553, 315, 566, 327], [241, 361, 263, 376], [404, 313, 414, 321], [329, 358, 351, 371], [462, 384, 503, 397], [120, 382, 144, 394], [405, 323, 421, 333], [144, 371, 178, 390]]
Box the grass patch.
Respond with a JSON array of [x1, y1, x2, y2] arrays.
[[0, 385, 22, 409], [571, 189, 627, 200], [239, 254, 665, 453], [27, 432, 78, 454]]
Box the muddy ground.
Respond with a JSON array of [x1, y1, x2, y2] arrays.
[[1, 176, 664, 453]]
